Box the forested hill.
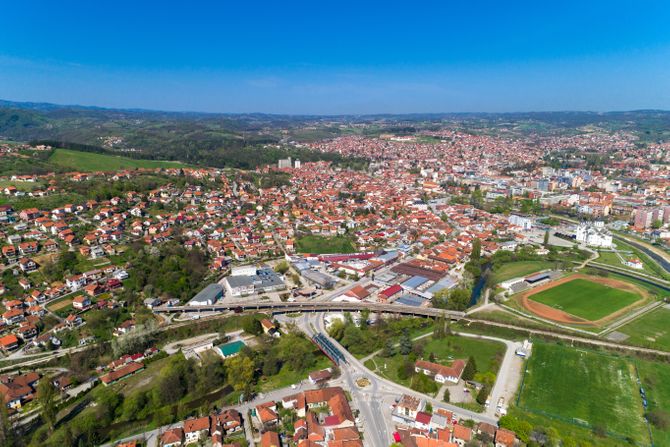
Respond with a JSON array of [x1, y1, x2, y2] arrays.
[[0, 101, 369, 169], [2, 99, 670, 168]]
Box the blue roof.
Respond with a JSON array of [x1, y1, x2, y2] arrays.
[[396, 295, 425, 307], [426, 277, 458, 294], [402, 275, 428, 289]]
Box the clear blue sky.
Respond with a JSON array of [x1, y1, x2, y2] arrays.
[[1, 0, 670, 114]]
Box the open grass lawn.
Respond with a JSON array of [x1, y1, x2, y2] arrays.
[[49, 148, 189, 172], [619, 307, 670, 351], [637, 359, 670, 446], [295, 235, 355, 254], [518, 343, 648, 444], [367, 334, 505, 391], [529, 278, 640, 321], [258, 355, 332, 392], [491, 260, 555, 284]]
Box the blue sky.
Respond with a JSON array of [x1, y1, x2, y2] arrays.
[[1, 1, 670, 114]]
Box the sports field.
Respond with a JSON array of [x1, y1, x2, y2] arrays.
[[49, 149, 189, 171], [527, 277, 641, 321], [518, 343, 648, 444], [295, 235, 355, 254]]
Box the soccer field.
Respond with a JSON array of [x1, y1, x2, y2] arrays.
[[528, 278, 640, 321], [518, 343, 648, 444]]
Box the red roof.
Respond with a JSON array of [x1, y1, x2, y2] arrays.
[[380, 284, 402, 297], [415, 411, 432, 424]]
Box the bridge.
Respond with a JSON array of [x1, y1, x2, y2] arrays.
[[152, 301, 466, 320]]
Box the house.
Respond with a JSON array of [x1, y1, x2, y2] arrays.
[[414, 411, 432, 430], [211, 409, 243, 433], [18, 257, 38, 273], [260, 318, 279, 337], [100, 362, 145, 386], [0, 372, 39, 409], [261, 431, 281, 447], [161, 427, 184, 447], [113, 320, 136, 337], [308, 369, 333, 385], [392, 394, 425, 424], [255, 402, 279, 426], [65, 314, 83, 328], [495, 428, 517, 447], [84, 283, 104, 297], [452, 425, 472, 446], [3, 308, 25, 325], [72, 295, 92, 310], [0, 334, 19, 351], [414, 359, 466, 384], [184, 416, 211, 444]]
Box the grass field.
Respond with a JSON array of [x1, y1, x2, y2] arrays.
[[618, 307, 670, 351], [367, 334, 505, 391], [528, 278, 640, 321], [491, 260, 555, 284], [518, 343, 648, 444], [49, 148, 189, 171], [295, 235, 355, 254], [637, 359, 670, 446]]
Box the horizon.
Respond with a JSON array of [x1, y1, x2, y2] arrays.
[[3, 97, 670, 118], [2, 1, 670, 114]]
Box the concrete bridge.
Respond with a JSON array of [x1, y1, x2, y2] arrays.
[[152, 301, 466, 320]]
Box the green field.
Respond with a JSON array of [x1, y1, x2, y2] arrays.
[[637, 359, 670, 446], [366, 334, 505, 391], [518, 343, 648, 444], [49, 149, 189, 171], [618, 307, 670, 351], [491, 260, 555, 284], [295, 235, 355, 254], [529, 278, 640, 321]]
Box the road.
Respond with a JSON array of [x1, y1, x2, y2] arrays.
[[100, 381, 322, 447], [282, 312, 503, 447]]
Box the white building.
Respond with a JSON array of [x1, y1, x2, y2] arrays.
[[508, 214, 533, 230], [574, 223, 613, 248]]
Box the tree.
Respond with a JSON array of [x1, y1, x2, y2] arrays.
[[443, 388, 450, 403], [274, 261, 290, 274], [471, 238, 481, 261], [433, 314, 449, 339], [462, 356, 477, 381], [398, 331, 412, 355], [381, 339, 396, 358], [0, 403, 16, 447], [226, 354, 255, 391], [476, 384, 490, 405], [241, 315, 262, 335], [37, 379, 58, 432], [543, 230, 550, 247]]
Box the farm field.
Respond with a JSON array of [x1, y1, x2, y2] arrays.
[[295, 235, 355, 254], [527, 277, 641, 321], [490, 260, 555, 284], [618, 307, 670, 351], [49, 149, 189, 171], [518, 343, 649, 444]]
